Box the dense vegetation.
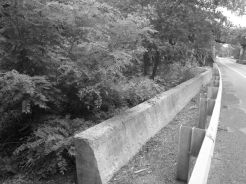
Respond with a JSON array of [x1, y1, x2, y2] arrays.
[[215, 26, 246, 62], [228, 27, 246, 62], [0, 0, 245, 182]]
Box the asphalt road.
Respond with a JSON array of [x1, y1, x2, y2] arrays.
[[208, 58, 246, 184]]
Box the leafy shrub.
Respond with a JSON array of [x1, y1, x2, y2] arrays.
[[0, 0, 215, 181], [0, 70, 58, 114], [0, 70, 60, 150], [1, 175, 28, 184], [118, 77, 164, 106], [13, 116, 92, 178]]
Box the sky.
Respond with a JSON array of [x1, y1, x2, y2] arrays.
[[219, 8, 246, 27]]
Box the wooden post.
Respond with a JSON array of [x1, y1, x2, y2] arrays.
[[190, 128, 206, 157], [188, 128, 206, 180], [177, 126, 192, 181], [188, 156, 196, 182], [207, 99, 215, 115], [207, 86, 218, 116], [212, 68, 217, 76], [207, 86, 218, 99], [212, 65, 219, 76], [177, 126, 206, 182], [213, 80, 219, 87], [211, 76, 219, 84], [198, 93, 207, 129]]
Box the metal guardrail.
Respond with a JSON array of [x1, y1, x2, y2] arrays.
[[189, 63, 222, 184], [177, 63, 222, 184]]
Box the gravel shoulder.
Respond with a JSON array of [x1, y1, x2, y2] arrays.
[[108, 91, 204, 184]]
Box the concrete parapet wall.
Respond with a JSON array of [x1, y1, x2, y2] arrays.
[[74, 70, 212, 184]]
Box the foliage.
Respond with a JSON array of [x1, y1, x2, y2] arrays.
[[0, 70, 57, 115], [0, 70, 61, 160], [0, 0, 245, 181], [13, 116, 91, 178], [223, 27, 246, 62], [0, 0, 159, 179], [113, 77, 164, 106]]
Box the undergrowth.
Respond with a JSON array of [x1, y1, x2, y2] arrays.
[[0, 0, 209, 182]]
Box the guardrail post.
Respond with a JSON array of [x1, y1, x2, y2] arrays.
[[207, 86, 218, 99], [207, 99, 215, 116], [188, 128, 206, 180], [213, 79, 219, 87], [190, 128, 206, 157], [214, 76, 220, 80], [207, 86, 218, 115], [210, 75, 219, 87], [212, 64, 219, 76], [177, 126, 206, 181], [198, 93, 207, 129], [177, 126, 192, 181]]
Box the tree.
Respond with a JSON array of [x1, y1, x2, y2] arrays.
[[0, 0, 160, 177], [106, 0, 245, 70], [1, 0, 246, 180], [229, 28, 246, 63], [219, 27, 246, 63]]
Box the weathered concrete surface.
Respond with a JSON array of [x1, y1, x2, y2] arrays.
[[74, 70, 212, 184]]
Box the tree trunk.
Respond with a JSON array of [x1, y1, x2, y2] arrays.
[[238, 46, 246, 64], [150, 50, 160, 80], [212, 44, 216, 61], [143, 52, 150, 76]]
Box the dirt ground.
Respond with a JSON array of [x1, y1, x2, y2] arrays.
[[108, 91, 204, 184]]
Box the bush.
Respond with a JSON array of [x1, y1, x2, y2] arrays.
[[0, 0, 157, 178], [0, 70, 61, 158], [0, 0, 212, 181], [13, 116, 92, 178]]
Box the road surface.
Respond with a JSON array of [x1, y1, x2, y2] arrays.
[[208, 58, 246, 184]]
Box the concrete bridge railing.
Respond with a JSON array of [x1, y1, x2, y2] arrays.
[[74, 69, 212, 184]]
